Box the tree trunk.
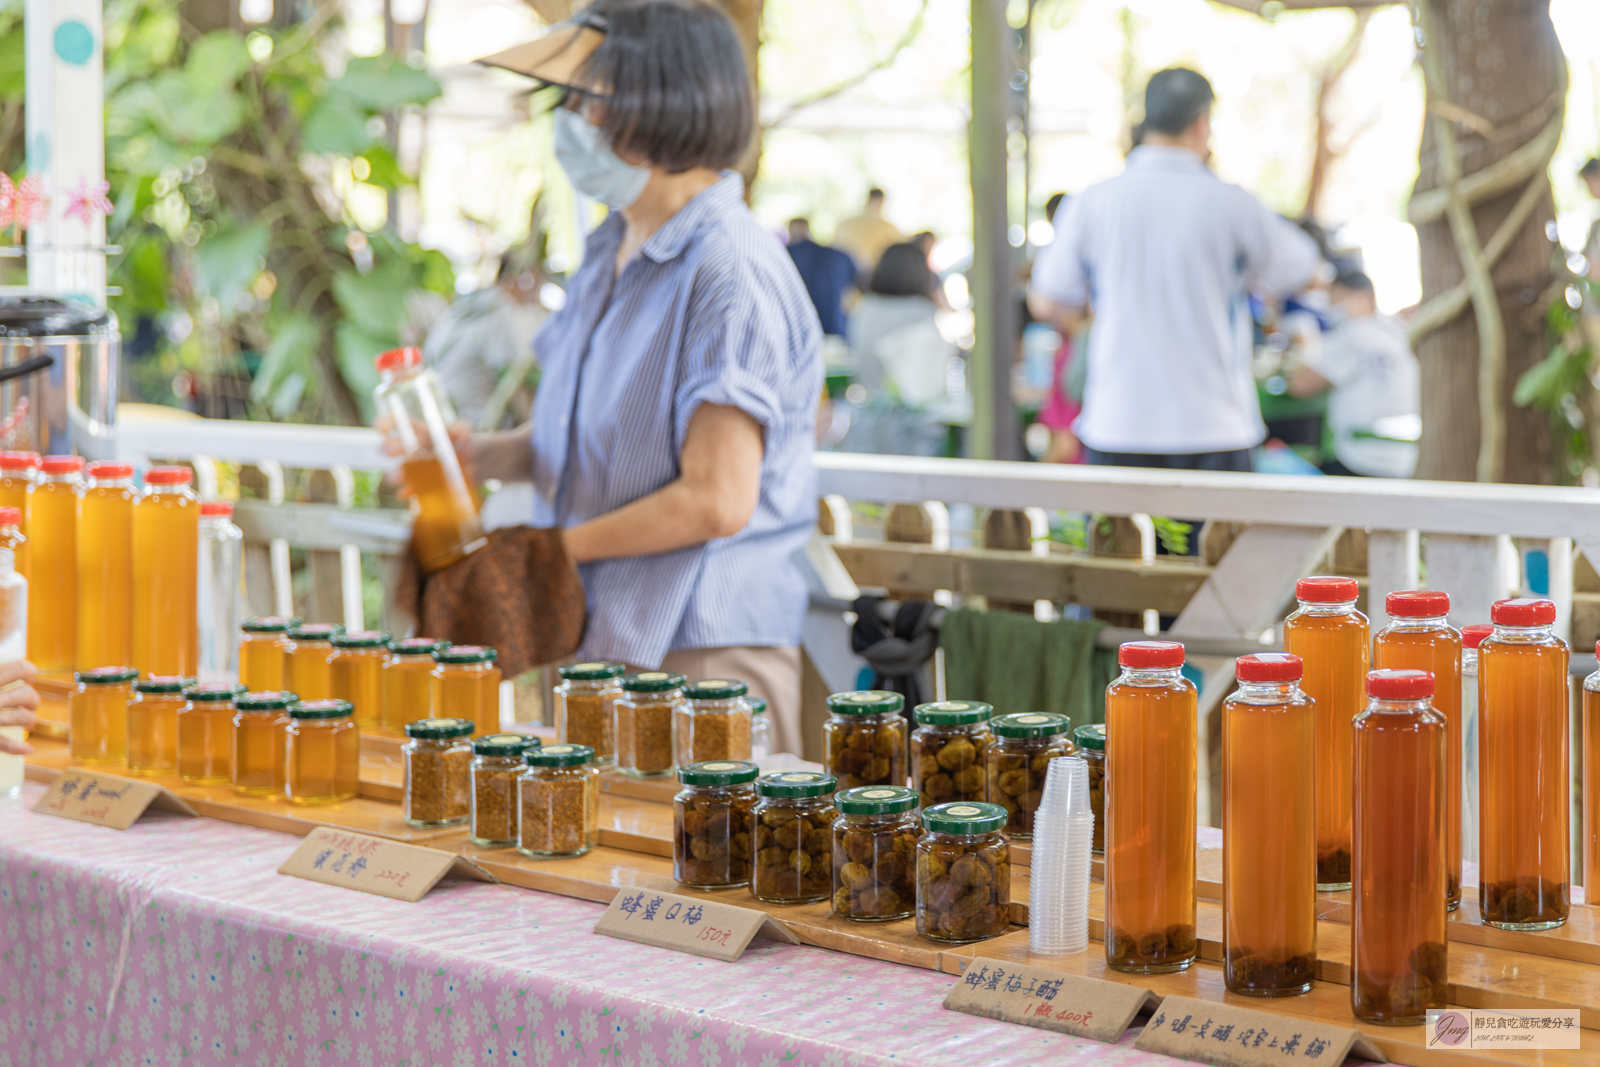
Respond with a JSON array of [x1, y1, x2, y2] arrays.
[[1412, 0, 1564, 484]]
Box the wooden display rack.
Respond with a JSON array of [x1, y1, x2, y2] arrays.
[[23, 736, 1600, 1066]]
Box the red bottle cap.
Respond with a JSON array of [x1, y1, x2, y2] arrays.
[[374, 346, 422, 372], [1460, 624, 1492, 649], [1367, 669, 1434, 700], [200, 501, 234, 517], [1118, 640, 1185, 669], [1235, 653, 1302, 683], [0, 451, 40, 470], [40, 455, 84, 474], [1490, 598, 1556, 627], [86, 461, 134, 479], [0, 506, 20, 526], [1295, 576, 1360, 603], [144, 466, 193, 485], [1386, 590, 1449, 617]]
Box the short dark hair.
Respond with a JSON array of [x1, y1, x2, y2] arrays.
[[868, 243, 936, 299], [1581, 158, 1600, 178], [578, 0, 753, 173], [1332, 270, 1374, 294], [1143, 68, 1214, 136], [866, 187, 886, 201], [1044, 192, 1067, 222]]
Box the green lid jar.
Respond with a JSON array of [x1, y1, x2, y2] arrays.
[[241, 616, 299, 633], [674, 761, 759, 890], [916, 802, 1012, 944], [986, 713, 1074, 841], [616, 672, 683, 781], [832, 785, 919, 923], [1075, 724, 1106, 854], [403, 718, 474, 829], [751, 771, 838, 906], [555, 663, 625, 767], [284, 700, 359, 806], [823, 690, 907, 791], [519, 744, 599, 859], [470, 733, 536, 848], [675, 678, 752, 767], [912, 701, 994, 808]]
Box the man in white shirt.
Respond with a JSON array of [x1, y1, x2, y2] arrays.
[[1028, 67, 1321, 472], [1288, 272, 1420, 479]]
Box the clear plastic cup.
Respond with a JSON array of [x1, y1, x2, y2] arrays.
[[1027, 755, 1094, 955]]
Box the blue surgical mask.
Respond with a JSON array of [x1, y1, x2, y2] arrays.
[[553, 107, 651, 210]]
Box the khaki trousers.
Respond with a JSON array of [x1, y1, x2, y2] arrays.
[[657, 645, 802, 758]]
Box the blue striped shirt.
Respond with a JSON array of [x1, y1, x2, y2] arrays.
[[529, 173, 824, 667]]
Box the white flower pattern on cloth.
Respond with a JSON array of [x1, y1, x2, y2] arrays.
[[1, 781, 1174, 1067]]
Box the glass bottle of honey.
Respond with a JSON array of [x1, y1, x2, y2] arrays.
[[128, 675, 189, 775], [232, 690, 293, 796], [328, 630, 390, 729], [0, 451, 37, 579], [77, 461, 136, 673], [132, 466, 199, 678], [382, 637, 444, 733], [431, 645, 501, 736], [70, 666, 136, 764], [284, 623, 343, 701], [238, 616, 296, 692], [1104, 640, 1197, 974], [1222, 653, 1316, 997], [285, 699, 360, 804], [28, 456, 83, 674], [373, 346, 486, 572], [1479, 597, 1569, 930], [1284, 575, 1367, 890], [177, 683, 246, 784], [1373, 590, 1462, 910], [1352, 669, 1447, 1025]]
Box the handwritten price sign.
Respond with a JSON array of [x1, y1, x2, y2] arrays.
[[277, 827, 494, 902], [1134, 994, 1384, 1067], [593, 889, 798, 962], [33, 769, 195, 830], [943, 958, 1161, 1043]]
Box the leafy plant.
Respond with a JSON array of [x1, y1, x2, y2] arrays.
[[1514, 277, 1598, 485]]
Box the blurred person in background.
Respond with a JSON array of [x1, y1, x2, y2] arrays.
[[423, 251, 549, 430], [1028, 67, 1320, 472], [1288, 271, 1419, 478], [1035, 192, 1083, 463], [834, 187, 903, 272], [785, 218, 857, 338]]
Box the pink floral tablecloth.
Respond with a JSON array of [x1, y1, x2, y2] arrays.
[[0, 782, 1173, 1067]]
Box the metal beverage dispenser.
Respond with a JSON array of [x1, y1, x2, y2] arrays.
[[0, 298, 120, 459]]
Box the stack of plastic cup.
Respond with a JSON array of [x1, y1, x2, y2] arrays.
[[1028, 754, 1094, 955]]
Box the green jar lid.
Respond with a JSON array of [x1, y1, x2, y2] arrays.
[[677, 760, 759, 786], [827, 690, 904, 715], [756, 770, 837, 798], [289, 698, 354, 720], [622, 670, 685, 693], [186, 682, 247, 702], [749, 697, 768, 715], [914, 700, 993, 726], [993, 712, 1071, 739], [236, 690, 298, 711], [835, 785, 918, 815], [77, 666, 138, 685], [391, 637, 446, 656], [134, 675, 193, 694], [436, 644, 497, 664], [527, 743, 594, 767], [560, 661, 625, 681], [922, 801, 1009, 835], [404, 716, 475, 739], [683, 678, 748, 701], [474, 732, 538, 756], [241, 615, 300, 633], [331, 630, 390, 649], [287, 623, 343, 642], [1074, 723, 1106, 751]]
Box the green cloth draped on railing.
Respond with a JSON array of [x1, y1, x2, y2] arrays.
[[938, 608, 1118, 727]]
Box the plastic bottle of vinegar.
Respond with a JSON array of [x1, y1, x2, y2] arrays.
[[1104, 640, 1197, 974], [1478, 597, 1569, 930], [1283, 575, 1368, 891], [373, 346, 485, 572], [1351, 669, 1448, 1025], [0, 451, 38, 580], [133, 466, 199, 678], [77, 462, 136, 671], [1373, 590, 1463, 910], [1222, 653, 1316, 998]]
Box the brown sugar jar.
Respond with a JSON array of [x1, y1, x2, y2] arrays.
[[676, 678, 753, 765], [823, 690, 907, 790], [471, 733, 537, 847], [403, 716, 474, 828], [674, 760, 758, 889], [554, 661, 624, 767], [986, 712, 1074, 840], [519, 744, 599, 858], [912, 700, 993, 807], [616, 671, 684, 779]]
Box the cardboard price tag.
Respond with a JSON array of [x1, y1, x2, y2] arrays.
[[944, 957, 1161, 1042], [1134, 994, 1387, 1067], [278, 827, 496, 903], [594, 888, 800, 962], [32, 769, 197, 830]]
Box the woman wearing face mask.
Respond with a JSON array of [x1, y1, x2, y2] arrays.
[[460, 0, 823, 755]]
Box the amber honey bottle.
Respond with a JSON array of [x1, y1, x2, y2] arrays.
[[1352, 669, 1448, 1025], [232, 691, 293, 796], [1479, 598, 1569, 930], [1374, 590, 1462, 910], [0, 452, 37, 580], [284, 623, 342, 701], [127, 675, 188, 776], [431, 645, 502, 736], [70, 667, 136, 764], [328, 630, 390, 729], [178, 683, 246, 783], [1284, 575, 1368, 890], [1105, 640, 1197, 974], [28, 456, 82, 673], [1222, 653, 1316, 997], [383, 638, 443, 733], [132, 467, 199, 678], [285, 699, 360, 804], [239, 616, 296, 692], [77, 462, 136, 672]]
